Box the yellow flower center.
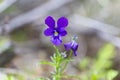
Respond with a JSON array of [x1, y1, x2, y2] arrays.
[[54, 31, 58, 36]]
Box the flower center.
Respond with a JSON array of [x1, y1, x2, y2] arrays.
[[54, 30, 59, 36]]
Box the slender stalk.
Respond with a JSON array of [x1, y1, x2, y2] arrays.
[[52, 46, 62, 80], [52, 46, 73, 80], [61, 50, 72, 73]]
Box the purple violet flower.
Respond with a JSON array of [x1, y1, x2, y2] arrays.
[[64, 36, 78, 56], [44, 16, 68, 46]]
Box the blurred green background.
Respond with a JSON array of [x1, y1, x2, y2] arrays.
[[0, 0, 120, 80]]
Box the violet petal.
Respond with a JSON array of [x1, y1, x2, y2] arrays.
[[51, 35, 62, 46], [71, 42, 78, 51], [57, 17, 68, 29], [44, 28, 54, 36], [59, 30, 67, 36], [64, 42, 72, 50], [45, 16, 55, 28], [73, 51, 77, 56], [64, 40, 79, 56]]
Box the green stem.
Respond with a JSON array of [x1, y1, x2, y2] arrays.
[[52, 46, 62, 80], [52, 46, 73, 80], [61, 50, 72, 73]]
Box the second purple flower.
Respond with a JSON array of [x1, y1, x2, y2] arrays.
[[64, 36, 79, 56], [44, 16, 68, 46]]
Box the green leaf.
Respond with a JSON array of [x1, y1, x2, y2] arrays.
[[94, 43, 115, 70], [90, 71, 100, 80], [39, 61, 54, 66], [98, 44, 114, 59], [107, 70, 118, 80], [6, 75, 15, 80]]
